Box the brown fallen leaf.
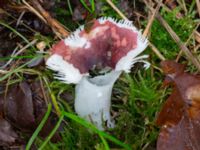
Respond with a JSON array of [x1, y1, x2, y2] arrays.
[[0, 117, 18, 146], [3, 81, 51, 132], [156, 60, 200, 150], [4, 82, 35, 131], [0, 95, 3, 116], [30, 80, 61, 142], [0, 80, 61, 147]]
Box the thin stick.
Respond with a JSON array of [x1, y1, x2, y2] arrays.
[[143, 3, 161, 37], [16, 11, 26, 26], [0, 47, 18, 69], [177, 0, 187, 14], [152, 0, 171, 13], [143, 1, 166, 61], [194, 30, 200, 43], [22, 0, 46, 23], [144, 0, 200, 71], [0, 8, 37, 33], [149, 43, 165, 61], [31, 0, 69, 38], [105, 0, 128, 20], [176, 23, 200, 62], [196, 0, 200, 17], [0, 39, 37, 69], [0, 70, 8, 74], [39, 79, 47, 102], [156, 13, 200, 71], [194, 44, 200, 52]]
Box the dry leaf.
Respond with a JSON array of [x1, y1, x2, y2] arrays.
[[4, 82, 35, 131], [157, 60, 200, 150], [0, 80, 61, 146], [0, 118, 18, 146]]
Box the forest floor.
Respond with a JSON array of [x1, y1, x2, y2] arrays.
[[0, 0, 200, 149]]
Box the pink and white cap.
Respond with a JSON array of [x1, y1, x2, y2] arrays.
[[46, 17, 148, 84]]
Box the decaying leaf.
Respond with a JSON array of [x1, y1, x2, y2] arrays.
[[4, 82, 35, 131], [0, 80, 61, 147], [0, 118, 18, 146], [156, 60, 200, 150]]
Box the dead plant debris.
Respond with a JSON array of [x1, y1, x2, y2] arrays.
[[0, 0, 200, 149], [157, 60, 200, 150]]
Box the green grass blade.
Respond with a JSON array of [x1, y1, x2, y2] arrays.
[[89, 0, 95, 12], [67, 0, 73, 15], [26, 104, 52, 150], [62, 111, 131, 150], [0, 20, 30, 44], [79, 0, 92, 13], [39, 115, 64, 150], [99, 134, 110, 150], [0, 55, 35, 60], [0, 55, 43, 82], [42, 77, 62, 116]]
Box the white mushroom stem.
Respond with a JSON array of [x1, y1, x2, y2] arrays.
[[46, 17, 149, 130], [74, 71, 122, 130]]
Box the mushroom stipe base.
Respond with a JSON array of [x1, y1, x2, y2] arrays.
[[75, 71, 121, 130]]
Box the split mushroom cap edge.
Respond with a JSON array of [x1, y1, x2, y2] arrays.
[[46, 17, 149, 84]]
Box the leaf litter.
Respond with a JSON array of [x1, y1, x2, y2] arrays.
[[0, 0, 200, 149], [0, 80, 60, 147], [157, 60, 200, 150]]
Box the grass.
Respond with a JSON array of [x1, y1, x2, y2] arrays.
[[0, 20, 30, 44], [79, 0, 95, 13], [0, 0, 199, 149], [26, 104, 52, 150]]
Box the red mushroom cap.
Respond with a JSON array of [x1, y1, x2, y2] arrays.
[[46, 17, 148, 84]]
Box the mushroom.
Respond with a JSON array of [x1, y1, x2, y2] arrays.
[[46, 17, 149, 130]]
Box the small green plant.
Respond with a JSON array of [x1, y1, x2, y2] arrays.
[[150, 8, 196, 59], [1, 0, 198, 149], [111, 69, 165, 149]]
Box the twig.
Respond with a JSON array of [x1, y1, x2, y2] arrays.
[[194, 44, 200, 52], [39, 77, 49, 104], [143, 2, 161, 37], [16, 10, 26, 26], [177, 0, 187, 14], [156, 13, 200, 71], [0, 8, 37, 33], [22, 0, 46, 23], [31, 0, 69, 38], [0, 70, 8, 74], [196, 0, 200, 17], [0, 39, 37, 69], [0, 47, 18, 69], [194, 30, 200, 43], [105, 0, 128, 20], [143, 2, 166, 61], [152, 0, 171, 13], [176, 23, 200, 62], [143, 1, 200, 71], [105, 0, 166, 61], [149, 43, 165, 61], [153, 0, 183, 18]]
